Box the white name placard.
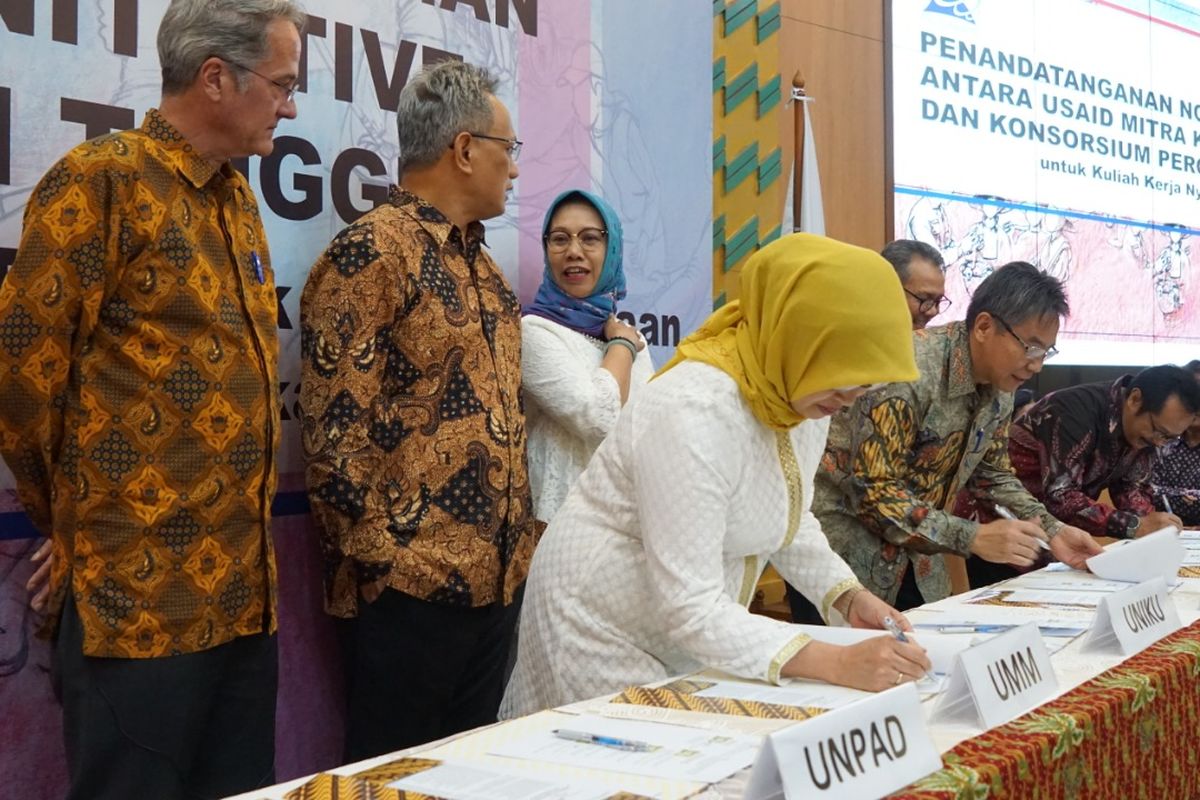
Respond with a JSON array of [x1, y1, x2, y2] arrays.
[[1085, 527, 1184, 585], [1082, 577, 1182, 656], [745, 683, 941, 800], [931, 622, 1057, 730]]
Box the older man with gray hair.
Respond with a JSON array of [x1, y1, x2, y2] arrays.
[[881, 239, 950, 329], [300, 60, 533, 760], [0, 1, 304, 797]]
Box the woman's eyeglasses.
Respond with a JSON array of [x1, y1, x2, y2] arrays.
[[545, 228, 607, 253]]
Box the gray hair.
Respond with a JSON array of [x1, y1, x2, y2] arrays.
[[158, 0, 306, 95], [880, 239, 946, 280], [397, 61, 499, 172], [966, 261, 1069, 330]]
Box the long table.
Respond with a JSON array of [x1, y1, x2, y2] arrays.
[[228, 562, 1200, 800]]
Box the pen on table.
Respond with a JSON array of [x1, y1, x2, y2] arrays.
[[993, 504, 1051, 551], [881, 615, 935, 682], [913, 623, 1006, 634], [552, 729, 658, 753]]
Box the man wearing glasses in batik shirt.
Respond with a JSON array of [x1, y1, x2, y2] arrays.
[[300, 60, 534, 761], [0, 2, 304, 796], [960, 364, 1198, 587], [880, 239, 952, 330], [794, 262, 1102, 624]]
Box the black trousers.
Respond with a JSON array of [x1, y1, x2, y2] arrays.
[[343, 586, 523, 763], [965, 555, 1023, 589], [53, 598, 277, 800], [786, 564, 927, 623]]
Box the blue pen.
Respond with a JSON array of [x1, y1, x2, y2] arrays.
[[552, 729, 658, 753], [250, 251, 265, 284], [882, 616, 935, 682]]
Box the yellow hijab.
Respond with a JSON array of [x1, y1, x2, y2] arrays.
[[657, 233, 918, 430]]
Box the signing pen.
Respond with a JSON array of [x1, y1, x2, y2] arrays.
[[1161, 493, 1176, 517], [882, 615, 935, 682], [552, 729, 658, 753], [993, 504, 1051, 551]]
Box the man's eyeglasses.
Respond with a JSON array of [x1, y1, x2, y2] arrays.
[[1148, 414, 1182, 445], [545, 228, 607, 253], [225, 59, 300, 102], [466, 132, 523, 161], [903, 288, 952, 316], [993, 313, 1059, 361]]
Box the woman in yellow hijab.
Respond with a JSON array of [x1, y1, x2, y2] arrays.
[[502, 234, 932, 718]]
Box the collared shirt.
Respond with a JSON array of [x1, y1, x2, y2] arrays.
[[1152, 436, 1200, 526], [300, 187, 534, 617], [0, 110, 280, 658], [1004, 375, 1154, 538], [812, 321, 1060, 604]]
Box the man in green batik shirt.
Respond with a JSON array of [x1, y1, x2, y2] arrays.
[[799, 262, 1102, 619]]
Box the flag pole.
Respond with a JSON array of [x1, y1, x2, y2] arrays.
[[791, 71, 806, 233]]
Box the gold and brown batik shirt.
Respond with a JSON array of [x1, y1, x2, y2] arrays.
[[0, 110, 280, 658], [300, 187, 534, 617]]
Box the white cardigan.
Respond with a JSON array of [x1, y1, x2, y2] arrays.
[[521, 315, 654, 523]]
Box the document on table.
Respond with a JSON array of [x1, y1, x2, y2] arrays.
[[386, 761, 616, 800], [999, 589, 1104, 607], [487, 713, 760, 784], [911, 602, 1092, 637], [789, 624, 976, 678], [691, 677, 872, 709], [1002, 572, 1134, 593]]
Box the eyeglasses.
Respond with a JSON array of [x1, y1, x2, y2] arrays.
[[545, 228, 607, 253], [1147, 414, 1182, 445], [903, 288, 952, 316], [225, 59, 299, 102], [993, 313, 1059, 361], [466, 132, 523, 161]]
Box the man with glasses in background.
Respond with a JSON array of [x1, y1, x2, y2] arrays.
[[881, 239, 952, 329], [958, 362, 1197, 588], [795, 262, 1102, 621], [0, 1, 304, 796], [1149, 360, 1200, 528], [300, 60, 533, 760], [981, 364, 1196, 545]]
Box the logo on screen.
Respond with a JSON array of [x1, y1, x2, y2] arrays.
[[924, 0, 980, 23]]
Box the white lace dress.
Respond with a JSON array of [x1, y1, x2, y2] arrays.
[[521, 315, 655, 524], [501, 360, 863, 717]]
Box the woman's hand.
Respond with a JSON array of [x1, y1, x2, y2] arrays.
[[603, 316, 645, 351], [783, 637, 931, 692], [831, 636, 932, 692], [837, 587, 913, 633]]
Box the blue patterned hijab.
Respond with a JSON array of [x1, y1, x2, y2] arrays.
[[523, 189, 626, 338]]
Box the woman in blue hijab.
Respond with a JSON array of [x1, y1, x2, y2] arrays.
[[522, 189, 655, 523]]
